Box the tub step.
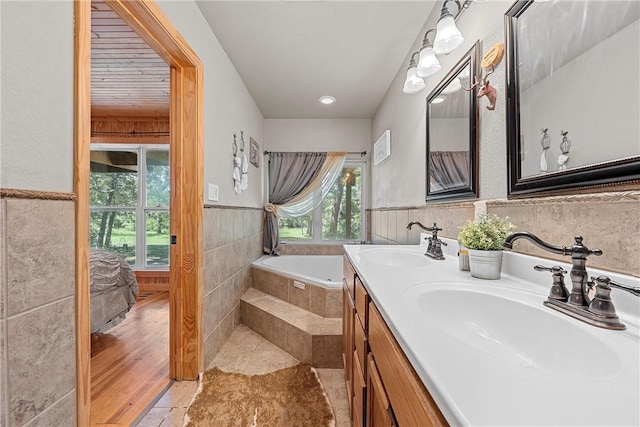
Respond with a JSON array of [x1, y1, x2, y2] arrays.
[[240, 288, 342, 368], [251, 265, 343, 318]]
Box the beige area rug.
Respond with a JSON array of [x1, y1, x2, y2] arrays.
[[184, 363, 336, 427]]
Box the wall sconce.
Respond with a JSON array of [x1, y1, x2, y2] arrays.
[[402, 52, 426, 94], [433, 0, 466, 55], [416, 29, 441, 78], [402, 0, 476, 95]]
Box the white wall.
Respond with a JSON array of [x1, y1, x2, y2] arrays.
[[158, 0, 265, 208], [0, 1, 74, 192], [264, 119, 371, 153], [520, 19, 639, 177], [372, 1, 513, 208]]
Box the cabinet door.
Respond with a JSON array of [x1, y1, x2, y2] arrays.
[[342, 283, 355, 413], [343, 255, 356, 297], [353, 350, 366, 427], [367, 354, 395, 427], [369, 303, 448, 427], [355, 276, 369, 328]]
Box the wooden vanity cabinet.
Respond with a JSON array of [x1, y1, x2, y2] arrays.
[[368, 304, 447, 427], [343, 255, 448, 427]]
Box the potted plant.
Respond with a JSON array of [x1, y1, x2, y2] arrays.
[[458, 214, 516, 279]]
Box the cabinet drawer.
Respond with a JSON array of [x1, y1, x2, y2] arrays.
[[354, 315, 368, 379], [343, 256, 356, 298], [353, 349, 366, 427], [355, 276, 369, 327], [368, 303, 448, 427]]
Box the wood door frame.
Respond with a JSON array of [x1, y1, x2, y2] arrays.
[[74, 1, 204, 425]]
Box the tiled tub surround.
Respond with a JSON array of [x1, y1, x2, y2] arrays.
[[0, 196, 77, 426], [369, 191, 639, 277], [243, 255, 344, 368], [202, 206, 264, 368], [251, 256, 343, 318], [278, 243, 345, 255]]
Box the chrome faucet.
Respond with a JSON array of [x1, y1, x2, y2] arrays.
[[407, 221, 447, 260], [503, 232, 639, 330]]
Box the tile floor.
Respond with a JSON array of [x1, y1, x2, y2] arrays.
[[136, 324, 350, 427]]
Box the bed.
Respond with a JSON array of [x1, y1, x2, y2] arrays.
[[90, 249, 139, 333]]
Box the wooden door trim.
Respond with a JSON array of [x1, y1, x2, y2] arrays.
[[74, 0, 203, 424], [74, 2, 92, 425]]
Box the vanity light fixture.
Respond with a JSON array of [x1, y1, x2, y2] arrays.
[[416, 29, 441, 78], [319, 95, 336, 105], [402, 0, 476, 95], [433, 0, 466, 55], [402, 52, 426, 94]]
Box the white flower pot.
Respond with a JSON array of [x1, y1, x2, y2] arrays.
[[468, 249, 504, 280]]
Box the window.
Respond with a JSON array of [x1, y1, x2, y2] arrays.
[[90, 145, 170, 268], [279, 161, 365, 242]]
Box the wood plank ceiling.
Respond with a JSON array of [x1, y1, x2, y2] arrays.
[[91, 0, 170, 118]]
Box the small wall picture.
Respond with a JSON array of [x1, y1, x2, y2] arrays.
[[249, 137, 259, 168], [373, 130, 391, 165]]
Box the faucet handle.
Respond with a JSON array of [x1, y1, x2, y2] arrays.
[[534, 265, 567, 274], [535, 265, 569, 301], [591, 276, 640, 297]]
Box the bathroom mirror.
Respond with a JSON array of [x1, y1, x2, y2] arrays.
[[426, 40, 480, 201], [505, 0, 640, 197]]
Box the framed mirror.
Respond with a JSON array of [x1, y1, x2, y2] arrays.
[[426, 40, 480, 201], [505, 0, 640, 197]]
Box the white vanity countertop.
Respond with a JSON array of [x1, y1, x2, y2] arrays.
[[344, 239, 640, 426]]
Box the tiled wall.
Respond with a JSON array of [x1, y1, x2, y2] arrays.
[[370, 202, 476, 245], [202, 206, 264, 368], [486, 192, 640, 277], [369, 191, 640, 277], [279, 244, 345, 255], [0, 197, 77, 426]]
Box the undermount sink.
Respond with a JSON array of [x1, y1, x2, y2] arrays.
[[358, 247, 430, 268], [403, 282, 622, 378]]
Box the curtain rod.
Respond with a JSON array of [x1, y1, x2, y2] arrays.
[[263, 150, 367, 157]]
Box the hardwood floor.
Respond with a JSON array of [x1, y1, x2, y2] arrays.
[[91, 291, 170, 426]]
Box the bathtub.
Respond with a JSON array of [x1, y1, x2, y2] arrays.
[[252, 255, 343, 289], [251, 255, 344, 318]]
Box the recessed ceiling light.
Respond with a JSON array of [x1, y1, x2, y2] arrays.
[[319, 96, 336, 105], [432, 96, 446, 104]]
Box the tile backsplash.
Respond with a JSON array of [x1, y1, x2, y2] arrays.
[[370, 191, 640, 277]]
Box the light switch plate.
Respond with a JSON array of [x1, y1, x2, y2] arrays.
[[208, 183, 219, 201]]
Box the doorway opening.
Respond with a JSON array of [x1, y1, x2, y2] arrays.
[[75, 0, 204, 425]]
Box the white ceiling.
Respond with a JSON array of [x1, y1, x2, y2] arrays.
[[196, 1, 438, 119]]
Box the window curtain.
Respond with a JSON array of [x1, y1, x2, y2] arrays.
[[429, 151, 469, 192], [263, 152, 347, 255]]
